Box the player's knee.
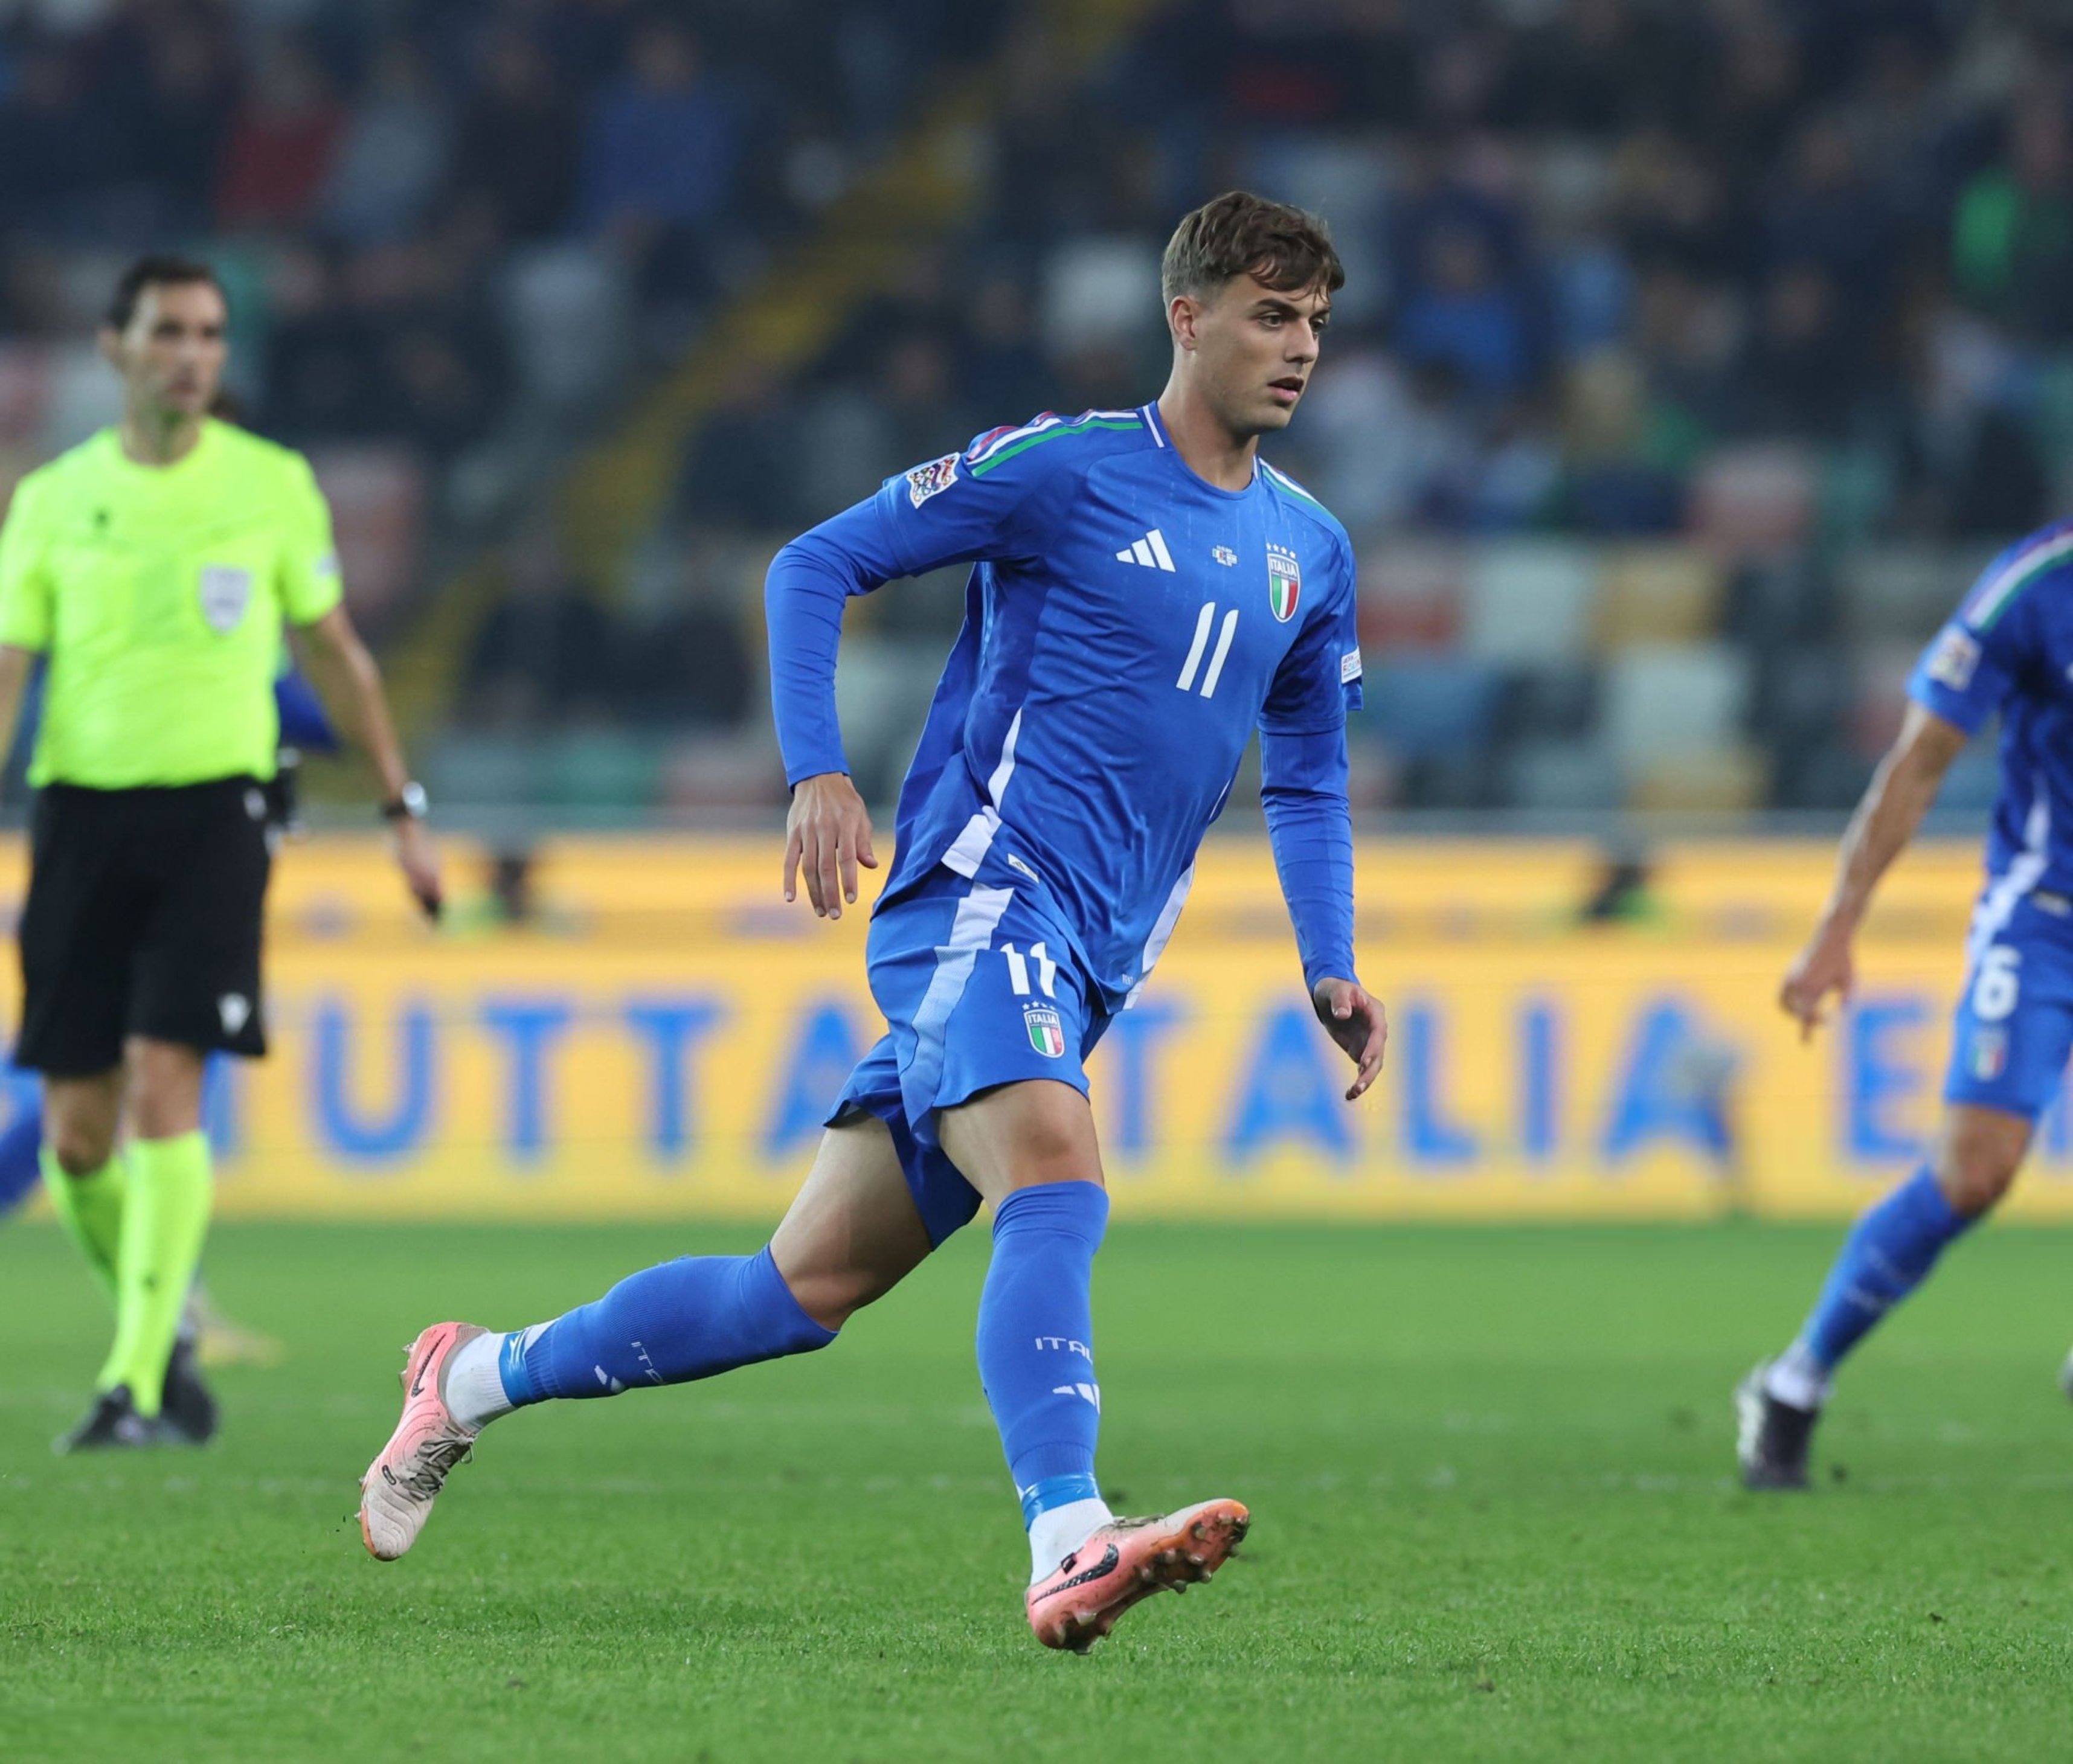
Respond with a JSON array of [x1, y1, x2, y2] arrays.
[[779, 1265, 876, 1333], [124, 1043, 205, 1140], [1933, 1121, 2027, 1216], [48, 1115, 114, 1176]]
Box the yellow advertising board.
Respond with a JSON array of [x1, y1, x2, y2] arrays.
[[5, 833, 2068, 1222]]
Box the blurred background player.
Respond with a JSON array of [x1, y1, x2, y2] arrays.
[[0, 255, 442, 1451], [1741, 518, 2073, 1489], [356, 191, 1386, 1652]]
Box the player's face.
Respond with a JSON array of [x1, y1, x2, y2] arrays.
[[1189, 275, 1331, 437], [103, 281, 228, 420]]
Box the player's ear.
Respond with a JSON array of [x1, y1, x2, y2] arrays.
[[95, 326, 123, 371], [1169, 294, 1202, 351]]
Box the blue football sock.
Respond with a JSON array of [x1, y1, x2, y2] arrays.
[[0, 1107, 43, 1216], [975, 1181, 1110, 1526], [1785, 1166, 1975, 1394], [497, 1244, 833, 1405]]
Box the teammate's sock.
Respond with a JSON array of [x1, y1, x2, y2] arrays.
[[100, 1133, 212, 1416], [0, 1111, 47, 1216], [473, 1244, 834, 1420], [41, 1149, 126, 1305], [1768, 1164, 1975, 1408], [973, 1181, 1116, 1582]]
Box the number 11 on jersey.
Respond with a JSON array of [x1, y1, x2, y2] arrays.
[[1178, 603, 1240, 699]]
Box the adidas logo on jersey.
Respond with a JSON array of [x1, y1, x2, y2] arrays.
[[1115, 528, 1176, 571]]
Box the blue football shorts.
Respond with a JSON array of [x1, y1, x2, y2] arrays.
[[1943, 887, 2073, 1118], [828, 865, 1111, 1244]]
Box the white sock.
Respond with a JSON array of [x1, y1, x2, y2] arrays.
[[1764, 1339, 1831, 1412], [445, 1329, 524, 1430], [1028, 1496, 1113, 1584]]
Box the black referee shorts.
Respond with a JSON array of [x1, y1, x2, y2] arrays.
[[15, 777, 274, 1077]]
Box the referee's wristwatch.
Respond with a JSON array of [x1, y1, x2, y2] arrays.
[[381, 782, 429, 824]]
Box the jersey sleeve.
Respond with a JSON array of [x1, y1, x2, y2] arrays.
[[1260, 531, 1363, 736], [275, 456, 344, 626], [0, 475, 54, 652], [867, 425, 1082, 578], [1906, 550, 2055, 734]]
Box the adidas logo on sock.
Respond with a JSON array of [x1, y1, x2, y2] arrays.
[[1052, 1382, 1102, 1411], [1115, 528, 1175, 571]]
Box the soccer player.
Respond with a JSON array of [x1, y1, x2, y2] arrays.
[[1738, 519, 2073, 1488], [0, 255, 441, 1451], [358, 191, 1385, 1651]]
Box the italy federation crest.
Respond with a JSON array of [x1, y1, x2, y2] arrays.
[[1265, 544, 1301, 623], [1969, 1025, 2008, 1082], [1023, 1002, 1066, 1059]]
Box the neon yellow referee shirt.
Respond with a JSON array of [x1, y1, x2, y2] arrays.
[[0, 420, 343, 789]]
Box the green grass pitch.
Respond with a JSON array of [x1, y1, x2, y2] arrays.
[[5, 1217, 2073, 1762]]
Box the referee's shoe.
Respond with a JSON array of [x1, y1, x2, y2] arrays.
[[53, 1326, 217, 1452], [56, 1386, 175, 1452]]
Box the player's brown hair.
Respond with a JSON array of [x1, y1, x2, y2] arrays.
[[103, 254, 227, 332], [1160, 191, 1345, 307]]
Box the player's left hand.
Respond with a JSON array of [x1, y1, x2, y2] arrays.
[[1313, 978, 1386, 1101], [391, 816, 443, 922]]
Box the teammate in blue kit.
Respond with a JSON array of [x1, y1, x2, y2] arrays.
[[358, 191, 1386, 1650], [1739, 518, 2073, 1489]]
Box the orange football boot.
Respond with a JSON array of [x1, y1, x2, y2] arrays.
[[1025, 1498, 1250, 1652], [358, 1321, 486, 1560]]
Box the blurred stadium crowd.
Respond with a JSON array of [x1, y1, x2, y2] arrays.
[[0, 0, 2064, 821]]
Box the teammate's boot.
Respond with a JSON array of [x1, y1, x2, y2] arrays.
[[358, 1321, 486, 1561], [159, 1331, 220, 1446], [2060, 1346, 2073, 1403], [1025, 1498, 1250, 1652], [54, 1385, 173, 1454], [1735, 1362, 1817, 1491]]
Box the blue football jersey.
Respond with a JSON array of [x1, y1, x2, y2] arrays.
[[1909, 518, 2073, 895], [860, 402, 1363, 1010]]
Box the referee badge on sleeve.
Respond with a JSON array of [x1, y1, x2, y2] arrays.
[[199, 565, 254, 633]]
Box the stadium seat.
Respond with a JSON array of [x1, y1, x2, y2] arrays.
[[1687, 444, 1817, 559], [1362, 658, 1501, 761], [1846, 640, 1926, 758], [1602, 641, 1753, 771], [1592, 545, 1726, 647], [543, 730, 664, 818], [499, 244, 634, 413], [1836, 544, 1992, 642], [1501, 736, 1622, 810], [657, 731, 788, 812], [1462, 540, 1598, 664], [1040, 237, 1162, 358], [1358, 539, 1465, 652], [421, 731, 541, 810], [304, 446, 426, 626]]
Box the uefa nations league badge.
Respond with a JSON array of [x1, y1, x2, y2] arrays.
[[1266, 544, 1301, 623]]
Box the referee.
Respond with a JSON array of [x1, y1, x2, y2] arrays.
[[0, 256, 442, 1451]]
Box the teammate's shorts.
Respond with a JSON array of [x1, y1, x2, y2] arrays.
[[1943, 887, 2073, 1118], [15, 777, 274, 1076], [829, 865, 1110, 1244]]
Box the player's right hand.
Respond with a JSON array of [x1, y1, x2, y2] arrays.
[[392, 816, 443, 922], [1779, 917, 1854, 1042], [784, 772, 877, 920]]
